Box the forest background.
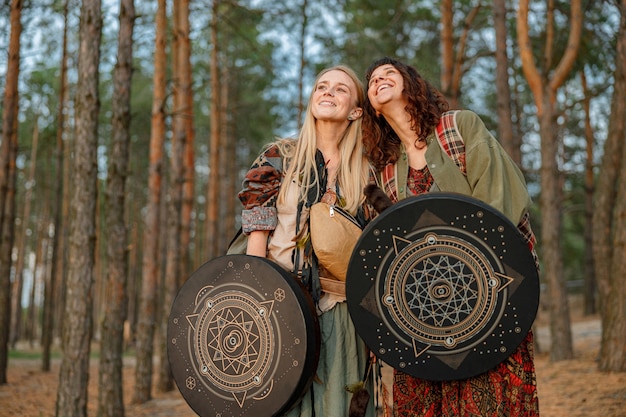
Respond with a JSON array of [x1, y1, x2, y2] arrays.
[[0, 0, 625, 416]]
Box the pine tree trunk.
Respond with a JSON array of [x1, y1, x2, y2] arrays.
[[539, 92, 573, 361], [55, 0, 101, 415], [97, 1, 134, 416], [44, 15, 67, 355], [26, 219, 47, 346], [439, 0, 480, 109], [206, 0, 221, 259], [157, 0, 184, 392], [220, 70, 234, 253], [439, 0, 454, 106], [133, 0, 167, 404], [52, 0, 73, 351], [580, 71, 597, 316], [10, 116, 39, 348], [602, 137, 626, 371], [493, 0, 520, 165], [179, 0, 195, 278], [43, 0, 69, 367], [594, 1, 626, 372], [0, 125, 18, 381], [0, 0, 22, 385], [517, 0, 582, 361], [54, 106, 73, 350], [296, 0, 308, 125]]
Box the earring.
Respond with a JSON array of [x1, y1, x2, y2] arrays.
[[347, 115, 354, 121]]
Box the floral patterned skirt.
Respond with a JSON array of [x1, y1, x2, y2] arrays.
[[393, 331, 539, 417]]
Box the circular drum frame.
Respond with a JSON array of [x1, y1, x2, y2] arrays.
[[346, 193, 539, 381], [168, 255, 320, 416]]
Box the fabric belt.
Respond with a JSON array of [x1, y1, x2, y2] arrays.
[[295, 273, 346, 298], [318, 277, 346, 298]]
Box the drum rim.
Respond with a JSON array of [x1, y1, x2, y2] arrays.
[[167, 254, 320, 416]]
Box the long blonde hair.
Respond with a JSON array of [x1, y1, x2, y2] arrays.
[[276, 65, 370, 215]]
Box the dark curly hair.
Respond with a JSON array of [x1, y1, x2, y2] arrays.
[[362, 57, 449, 171]]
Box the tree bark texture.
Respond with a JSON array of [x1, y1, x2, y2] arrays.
[[206, 0, 221, 259], [133, 0, 167, 404], [220, 70, 234, 253], [55, 0, 102, 415], [43, 0, 69, 373], [55, 88, 74, 357], [439, 0, 480, 109], [593, 0, 626, 373], [157, 0, 184, 393], [493, 0, 520, 166], [538, 90, 573, 361], [10, 117, 39, 348], [0, 118, 18, 383], [97, 1, 134, 416], [0, 0, 22, 385], [179, 0, 195, 279], [296, 0, 308, 126], [440, 0, 453, 104], [580, 71, 596, 316], [517, 0, 582, 361], [25, 215, 47, 345], [41, 0, 69, 360]]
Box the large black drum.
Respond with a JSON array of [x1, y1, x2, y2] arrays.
[[346, 192, 539, 381], [168, 254, 320, 416]]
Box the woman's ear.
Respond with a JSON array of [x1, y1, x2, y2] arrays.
[[348, 107, 363, 121]]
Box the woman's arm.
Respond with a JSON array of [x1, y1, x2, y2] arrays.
[[458, 110, 531, 224], [246, 230, 270, 257], [237, 143, 284, 256]]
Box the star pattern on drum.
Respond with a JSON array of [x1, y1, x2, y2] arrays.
[[406, 255, 478, 327], [207, 308, 260, 374]]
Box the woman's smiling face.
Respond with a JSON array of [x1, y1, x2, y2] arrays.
[[367, 64, 405, 112], [311, 69, 360, 123]]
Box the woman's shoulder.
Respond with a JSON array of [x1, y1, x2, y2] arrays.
[[247, 139, 292, 173], [253, 138, 295, 160], [436, 110, 486, 138], [450, 109, 484, 128], [266, 137, 297, 156], [450, 110, 493, 142]]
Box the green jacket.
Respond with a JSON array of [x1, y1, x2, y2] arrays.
[[411, 110, 532, 225]]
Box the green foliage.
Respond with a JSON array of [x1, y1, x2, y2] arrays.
[[339, 0, 441, 81], [220, 2, 280, 154]]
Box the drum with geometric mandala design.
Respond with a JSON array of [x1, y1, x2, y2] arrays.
[[168, 255, 320, 416], [346, 192, 539, 381]]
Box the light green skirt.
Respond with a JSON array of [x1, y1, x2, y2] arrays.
[[283, 301, 375, 417]]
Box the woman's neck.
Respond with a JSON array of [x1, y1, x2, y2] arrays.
[[316, 125, 342, 160], [316, 129, 342, 189], [382, 109, 427, 169], [384, 109, 419, 149]]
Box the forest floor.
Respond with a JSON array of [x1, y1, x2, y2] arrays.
[[1, 295, 625, 417]]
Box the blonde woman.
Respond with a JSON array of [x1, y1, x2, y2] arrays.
[[237, 65, 375, 416]]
